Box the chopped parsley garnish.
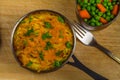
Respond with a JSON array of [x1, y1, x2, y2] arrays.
[[42, 32, 52, 40], [55, 50, 63, 56], [44, 41, 53, 50], [44, 22, 52, 28], [54, 60, 62, 67], [39, 51, 44, 61], [24, 27, 34, 36], [26, 61, 33, 66], [29, 16, 33, 23], [59, 30, 64, 38], [58, 16, 64, 23], [65, 41, 72, 48]]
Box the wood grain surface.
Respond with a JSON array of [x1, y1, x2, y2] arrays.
[[0, 0, 120, 80]]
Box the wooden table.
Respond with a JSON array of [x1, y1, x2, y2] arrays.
[[0, 0, 120, 80]]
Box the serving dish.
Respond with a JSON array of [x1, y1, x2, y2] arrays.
[[76, 0, 120, 30]]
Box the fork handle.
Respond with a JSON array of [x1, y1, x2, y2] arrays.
[[94, 42, 120, 64]]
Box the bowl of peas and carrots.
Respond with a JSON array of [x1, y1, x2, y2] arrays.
[[76, 0, 120, 30]]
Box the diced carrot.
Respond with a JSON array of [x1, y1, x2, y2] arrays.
[[100, 17, 108, 24], [97, 3, 107, 13], [79, 9, 91, 19], [112, 4, 119, 16], [109, 0, 112, 2]]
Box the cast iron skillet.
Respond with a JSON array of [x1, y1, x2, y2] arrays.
[[11, 10, 108, 80], [11, 10, 76, 73]]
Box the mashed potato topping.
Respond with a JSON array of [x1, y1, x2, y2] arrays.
[[13, 11, 73, 72]]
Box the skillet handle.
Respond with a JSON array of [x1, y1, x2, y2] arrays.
[[67, 55, 108, 80]]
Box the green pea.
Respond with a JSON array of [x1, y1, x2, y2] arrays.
[[105, 6, 109, 11], [84, 19, 88, 22], [96, 21, 102, 26], [98, 12, 103, 16], [108, 2, 112, 6], [109, 5, 113, 10], [90, 22, 95, 26], [91, 12, 96, 16], [87, 6, 91, 11], [84, 0, 88, 3], [95, 15, 100, 21], [96, 0, 101, 3], [91, 6, 96, 11], [110, 14, 114, 19], [89, 0, 92, 3], [93, 4, 96, 6], [89, 0, 95, 4], [87, 3, 91, 6], [104, 0, 109, 2], [106, 11, 111, 16], [91, 18, 96, 23], [83, 3, 88, 8], [106, 16, 111, 21], [102, 14, 106, 18], [103, 2, 107, 7], [95, 9, 99, 13]]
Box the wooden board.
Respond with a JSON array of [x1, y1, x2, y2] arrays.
[[0, 0, 120, 80]]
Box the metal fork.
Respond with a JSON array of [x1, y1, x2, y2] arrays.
[[73, 21, 120, 64]]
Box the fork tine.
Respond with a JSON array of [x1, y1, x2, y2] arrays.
[[73, 22, 86, 37], [74, 21, 87, 33], [73, 24, 84, 38], [74, 24, 85, 36]]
